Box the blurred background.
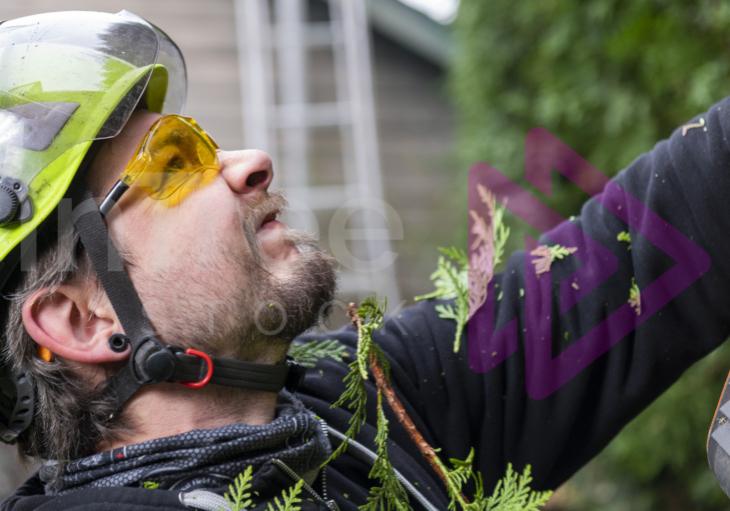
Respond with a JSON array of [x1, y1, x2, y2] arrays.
[[3, 0, 730, 509]]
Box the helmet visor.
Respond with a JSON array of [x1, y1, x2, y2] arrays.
[[0, 10, 187, 187]]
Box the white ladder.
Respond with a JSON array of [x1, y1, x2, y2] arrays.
[[234, 0, 402, 307]]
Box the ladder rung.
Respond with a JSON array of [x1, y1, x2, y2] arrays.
[[272, 21, 343, 48], [273, 102, 351, 129], [284, 184, 359, 210], [338, 271, 395, 294]]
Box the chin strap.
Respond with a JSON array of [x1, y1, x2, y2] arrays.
[[69, 172, 304, 415], [116, 335, 305, 392]]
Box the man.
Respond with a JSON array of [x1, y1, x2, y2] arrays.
[[3, 9, 730, 511]]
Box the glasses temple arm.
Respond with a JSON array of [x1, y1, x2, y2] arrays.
[[99, 180, 130, 218]]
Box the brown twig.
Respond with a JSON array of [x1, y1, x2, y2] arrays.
[[348, 303, 361, 328], [370, 353, 456, 491], [348, 303, 470, 504]]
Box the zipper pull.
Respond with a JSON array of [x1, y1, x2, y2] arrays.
[[271, 458, 337, 510]]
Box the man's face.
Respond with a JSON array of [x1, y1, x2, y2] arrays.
[[90, 110, 338, 361]]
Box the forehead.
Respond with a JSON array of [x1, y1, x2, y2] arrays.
[[89, 110, 163, 195]]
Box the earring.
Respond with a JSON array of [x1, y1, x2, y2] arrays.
[[108, 334, 130, 353]]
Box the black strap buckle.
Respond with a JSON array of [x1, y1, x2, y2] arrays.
[[129, 336, 177, 386], [178, 349, 214, 388], [284, 358, 307, 393]]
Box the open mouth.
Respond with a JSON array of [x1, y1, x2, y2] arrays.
[[257, 210, 280, 231]]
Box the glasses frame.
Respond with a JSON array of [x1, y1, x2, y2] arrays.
[[98, 114, 219, 218]]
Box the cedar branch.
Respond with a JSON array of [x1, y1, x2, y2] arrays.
[[348, 304, 470, 505]]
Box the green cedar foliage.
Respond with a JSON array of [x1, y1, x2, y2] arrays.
[[434, 451, 551, 511], [224, 466, 254, 511], [324, 296, 411, 510], [492, 202, 510, 270], [329, 295, 552, 510], [617, 230, 631, 250], [628, 277, 640, 303], [267, 480, 304, 511], [222, 467, 303, 511], [361, 391, 411, 511], [414, 247, 469, 352], [548, 245, 576, 263], [288, 339, 347, 368], [414, 247, 468, 303], [415, 196, 510, 352], [482, 465, 552, 511]]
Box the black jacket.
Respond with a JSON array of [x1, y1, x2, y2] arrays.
[[6, 96, 730, 510]]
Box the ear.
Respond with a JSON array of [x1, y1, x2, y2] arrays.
[[22, 284, 129, 364]]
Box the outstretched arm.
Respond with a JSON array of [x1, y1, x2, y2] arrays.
[[297, 96, 730, 499], [369, 95, 730, 491]]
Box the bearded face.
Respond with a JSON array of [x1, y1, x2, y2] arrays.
[[124, 189, 338, 361], [93, 111, 339, 363]]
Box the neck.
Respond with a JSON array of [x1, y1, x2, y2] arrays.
[[96, 382, 279, 453]]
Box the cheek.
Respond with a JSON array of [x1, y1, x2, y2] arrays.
[[158, 199, 244, 272], [179, 190, 244, 250], [111, 202, 187, 274], [111, 180, 247, 277]]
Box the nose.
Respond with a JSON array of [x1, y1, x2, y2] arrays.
[[218, 149, 274, 195]]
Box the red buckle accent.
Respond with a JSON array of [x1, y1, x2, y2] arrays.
[[179, 349, 214, 388]]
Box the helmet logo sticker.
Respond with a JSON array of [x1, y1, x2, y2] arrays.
[[1, 101, 79, 151]]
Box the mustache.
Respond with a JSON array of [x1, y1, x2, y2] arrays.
[[239, 189, 289, 266]]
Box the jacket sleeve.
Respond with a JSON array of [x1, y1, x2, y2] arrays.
[[365, 95, 730, 491]]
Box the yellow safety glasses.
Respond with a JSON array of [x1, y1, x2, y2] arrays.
[[99, 115, 220, 217]]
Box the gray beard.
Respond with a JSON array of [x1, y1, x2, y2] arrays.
[[137, 190, 339, 362], [222, 227, 339, 360]]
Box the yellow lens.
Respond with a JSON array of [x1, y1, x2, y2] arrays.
[[120, 115, 220, 203]]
